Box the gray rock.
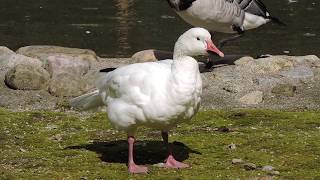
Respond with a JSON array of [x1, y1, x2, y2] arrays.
[[5, 64, 50, 90], [16, 46, 98, 76], [243, 163, 257, 170], [240, 56, 293, 75], [45, 55, 98, 97], [254, 77, 282, 89], [131, 49, 173, 63], [48, 72, 89, 97], [0, 46, 15, 55], [234, 56, 254, 65], [262, 165, 274, 172], [279, 67, 314, 80], [239, 91, 263, 105], [0, 52, 42, 69], [46, 55, 92, 77], [271, 84, 296, 97], [16, 45, 97, 63], [268, 170, 280, 176], [232, 158, 243, 164], [291, 55, 320, 67]]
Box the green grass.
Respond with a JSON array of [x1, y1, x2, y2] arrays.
[[0, 108, 320, 179]]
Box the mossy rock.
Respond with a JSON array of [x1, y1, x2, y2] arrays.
[[271, 84, 297, 97]]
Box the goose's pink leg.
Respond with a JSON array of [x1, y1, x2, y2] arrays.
[[161, 131, 189, 169], [127, 136, 148, 173]]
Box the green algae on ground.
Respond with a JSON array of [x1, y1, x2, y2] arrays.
[[0, 108, 319, 179]]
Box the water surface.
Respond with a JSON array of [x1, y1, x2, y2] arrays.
[[0, 0, 319, 57]]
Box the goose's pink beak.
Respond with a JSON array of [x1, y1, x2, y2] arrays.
[[206, 40, 224, 57]]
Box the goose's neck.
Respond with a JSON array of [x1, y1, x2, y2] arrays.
[[173, 41, 186, 60], [172, 41, 199, 75]]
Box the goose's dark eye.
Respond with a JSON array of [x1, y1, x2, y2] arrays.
[[196, 37, 200, 41]]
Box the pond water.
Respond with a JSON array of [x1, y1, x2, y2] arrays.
[[0, 0, 319, 57]]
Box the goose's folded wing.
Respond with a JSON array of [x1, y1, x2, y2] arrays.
[[233, 0, 268, 17], [190, 0, 244, 25]]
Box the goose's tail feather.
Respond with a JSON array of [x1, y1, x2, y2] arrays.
[[69, 90, 103, 111], [267, 16, 286, 26]]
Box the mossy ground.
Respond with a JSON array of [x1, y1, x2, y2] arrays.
[[0, 108, 319, 179]]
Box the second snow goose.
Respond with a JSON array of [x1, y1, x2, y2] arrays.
[[70, 27, 224, 174], [166, 0, 284, 46]]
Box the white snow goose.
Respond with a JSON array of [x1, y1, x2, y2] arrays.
[[70, 27, 224, 174], [166, 0, 285, 46]]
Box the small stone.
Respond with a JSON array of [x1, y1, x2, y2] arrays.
[[217, 126, 231, 133], [228, 143, 237, 150], [268, 170, 280, 176], [239, 91, 263, 105], [303, 33, 316, 37], [153, 163, 165, 167], [271, 84, 296, 97], [49, 134, 63, 142], [46, 124, 58, 130], [243, 163, 257, 170], [19, 148, 27, 152], [232, 159, 243, 164], [262, 165, 274, 172]]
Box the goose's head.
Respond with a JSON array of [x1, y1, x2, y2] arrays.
[[173, 28, 224, 59]]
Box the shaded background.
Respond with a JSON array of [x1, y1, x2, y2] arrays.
[[0, 0, 319, 57]]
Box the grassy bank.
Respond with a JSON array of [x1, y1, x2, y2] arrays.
[[0, 108, 319, 179]]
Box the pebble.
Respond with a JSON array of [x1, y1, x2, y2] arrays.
[[46, 124, 58, 130], [232, 159, 243, 164], [49, 134, 63, 142], [268, 170, 280, 176], [152, 163, 165, 167], [243, 163, 257, 170], [19, 148, 27, 153], [262, 165, 274, 172], [217, 126, 231, 133], [228, 143, 237, 150]]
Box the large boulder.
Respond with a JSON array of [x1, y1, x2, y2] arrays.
[[16, 45, 98, 68], [0, 46, 15, 55], [5, 64, 50, 90], [46, 55, 97, 97], [48, 73, 90, 97], [0, 46, 42, 70]]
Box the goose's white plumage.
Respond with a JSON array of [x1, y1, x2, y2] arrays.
[[70, 27, 224, 173]]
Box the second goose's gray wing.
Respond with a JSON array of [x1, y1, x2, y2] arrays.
[[234, 0, 268, 17], [233, 0, 285, 25]]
